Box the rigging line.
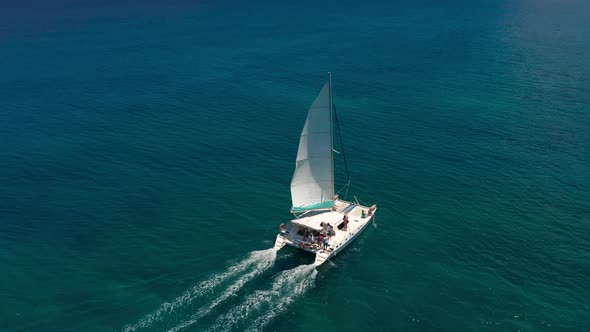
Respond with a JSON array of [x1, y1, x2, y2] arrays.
[[333, 103, 350, 181], [354, 195, 369, 206], [344, 181, 351, 201], [336, 181, 351, 195]]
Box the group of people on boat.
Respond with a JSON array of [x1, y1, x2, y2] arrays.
[[295, 213, 356, 252], [279, 207, 376, 253], [305, 224, 333, 250], [304, 214, 352, 251], [290, 222, 338, 251]]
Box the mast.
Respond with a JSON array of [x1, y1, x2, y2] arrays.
[[328, 72, 334, 198]]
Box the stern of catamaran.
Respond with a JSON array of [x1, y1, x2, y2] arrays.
[[273, 233, 286, 251], [314, 250, 331, 266]]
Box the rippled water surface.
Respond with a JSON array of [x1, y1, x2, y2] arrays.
[[1, 0, 589, 331]]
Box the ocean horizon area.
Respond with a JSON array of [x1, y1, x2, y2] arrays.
[[1, 0, 589, 331]]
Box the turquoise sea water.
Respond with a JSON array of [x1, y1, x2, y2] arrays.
[[1, 0, 589, 331]]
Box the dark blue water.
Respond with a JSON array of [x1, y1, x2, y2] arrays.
[[1, 0, 589, 331]]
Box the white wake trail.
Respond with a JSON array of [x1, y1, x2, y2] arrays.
[[208, 264, 317, 332], [122, 249, 276, 332], [167, 249, 277, 332], [245, 266, 317, 332]]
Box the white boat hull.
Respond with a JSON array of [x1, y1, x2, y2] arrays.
[[313, 213, 374, 266], [274, 200, 376, 266]]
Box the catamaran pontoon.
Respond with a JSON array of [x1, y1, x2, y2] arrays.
[[273, 73, 377, 266]]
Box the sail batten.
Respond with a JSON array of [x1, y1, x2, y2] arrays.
[[290, 81, 334, 211]]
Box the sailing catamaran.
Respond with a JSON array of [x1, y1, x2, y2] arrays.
[[274, 73, 377, 266]]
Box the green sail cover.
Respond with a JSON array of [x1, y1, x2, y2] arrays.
[[291, 200, 334, 212]]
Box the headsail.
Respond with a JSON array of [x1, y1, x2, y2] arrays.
[[290, 79, 334, 212]]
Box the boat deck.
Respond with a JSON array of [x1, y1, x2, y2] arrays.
[[327, 201, 373, 251], [275, 199, 375, 257]]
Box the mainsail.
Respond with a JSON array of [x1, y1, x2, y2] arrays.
[[290, 80, 334, 212]]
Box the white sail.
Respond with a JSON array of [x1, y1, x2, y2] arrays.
[[290, 81, 334, 211]]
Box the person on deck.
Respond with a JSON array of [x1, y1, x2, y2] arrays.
[[317, 232, 324, 245], [303, 231, 311, 243], [327, 223, 335, 237], [322, 233, 329, 250], [318, 232, 327, 249]]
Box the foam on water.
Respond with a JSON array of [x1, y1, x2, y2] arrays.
[[207, 264, 317, 332], [122, 249, 276, 332], [167, 249, 277, 332], [245, 266, 318, 332]]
